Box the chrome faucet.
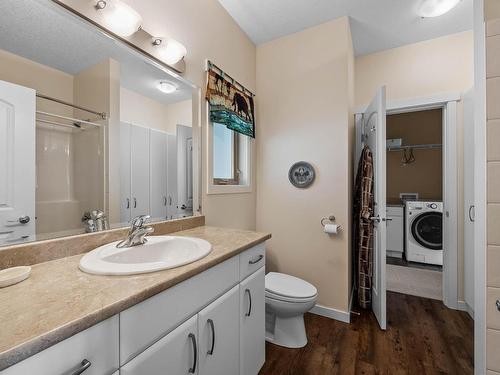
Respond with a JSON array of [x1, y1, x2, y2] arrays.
[[116, 215, 154, 248]]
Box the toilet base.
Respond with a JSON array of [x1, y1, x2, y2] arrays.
[[265, 313, 308, 348]]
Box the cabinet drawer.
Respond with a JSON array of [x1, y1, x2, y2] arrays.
[[120, 256, 239, 365], [120, 315, 198, 375], [3, 317, 119, 375], [239, 243, 265, 281]]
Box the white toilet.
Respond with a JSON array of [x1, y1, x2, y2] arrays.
[[265, 272, 318, 348]]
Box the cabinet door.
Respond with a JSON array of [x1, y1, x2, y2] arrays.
[[120, 315, 198, 375], [150, 129, 167, 221], [240, 267, 265, 375], [120, 122, 131, 224], [166, 134, 178, 219], [130, 125, 150, 218], [198, 286, 239, 375]]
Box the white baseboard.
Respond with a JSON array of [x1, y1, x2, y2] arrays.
[[457, 301, 475, 319], [310, 304, 351, 324]]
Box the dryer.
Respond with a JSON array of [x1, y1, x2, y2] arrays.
[[405, 201, 443, 265]]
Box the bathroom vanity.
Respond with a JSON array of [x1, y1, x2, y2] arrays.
[[0, 225, 270, 375]]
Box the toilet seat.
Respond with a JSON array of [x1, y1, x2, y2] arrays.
[[265, 272, 317, 302]]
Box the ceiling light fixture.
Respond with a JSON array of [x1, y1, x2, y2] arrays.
[[95, 0, 143, 37], [158, 81, 178, 94], [152, 38, 187, 65], [418, 0, 461, 18]]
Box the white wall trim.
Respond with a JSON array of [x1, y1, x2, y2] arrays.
[[473, 0, 487, 373], [457, 300, 475, 320], [310, 304, 351, 324], [354, 92, 462, 115], [443, 100, 459, 310]]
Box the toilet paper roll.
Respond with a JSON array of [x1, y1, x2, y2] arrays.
[[324, 224, 340, 234]]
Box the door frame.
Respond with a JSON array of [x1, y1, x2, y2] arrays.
[[355, 91, 461, 311]]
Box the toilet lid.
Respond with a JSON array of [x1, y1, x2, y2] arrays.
[[265, 272, 317, 299]]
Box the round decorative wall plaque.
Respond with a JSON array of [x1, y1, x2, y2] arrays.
[[288, 161, 315, 189]]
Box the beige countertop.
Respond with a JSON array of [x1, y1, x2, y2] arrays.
[[0, 226, 271, 371]]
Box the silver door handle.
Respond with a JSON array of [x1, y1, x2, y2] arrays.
[[133, 197, 137, 208], [384, 218, 393, 222], [249, 255, 264, 265], [369, 215, 381, 223], [469, 205, 475, 222], [496, 300, 500, 312], [188, 333, 197, 374], [126, 198, 130, 209], [7, 216, 30, 224], [245, 289, 252, 317], [207, 319, 216, 355], [163, 196, 167, 206], [71, 359, 91, 375]]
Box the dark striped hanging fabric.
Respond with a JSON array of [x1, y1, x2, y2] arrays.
[[353, 145, 374, 309], [206, 67, 255, 138]]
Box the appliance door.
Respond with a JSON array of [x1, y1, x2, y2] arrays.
[[411, 211, 443, 250]]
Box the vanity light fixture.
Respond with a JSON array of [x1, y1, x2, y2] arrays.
[[417, 0, 461, 18], [152, 38, 187, 65], [95, 0, 143, 37], [158, 81, 177, 94]]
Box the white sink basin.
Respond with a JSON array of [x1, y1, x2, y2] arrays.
[[79, 236, 212, 275]]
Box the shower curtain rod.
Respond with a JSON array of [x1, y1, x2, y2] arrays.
[[36, 118, 84, 130], [36, 93, 107, 120], [36, 111, 103, 128]]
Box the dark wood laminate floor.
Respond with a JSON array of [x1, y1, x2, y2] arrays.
[[259, 292, 474, 375]]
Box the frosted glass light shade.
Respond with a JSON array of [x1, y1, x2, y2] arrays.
[[418, 0, 461, 17], [97, 0, 142, 37]]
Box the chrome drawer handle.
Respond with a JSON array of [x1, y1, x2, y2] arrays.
[[188, 333, 197, 373], [207, 319, 216, 355], [71, 359, 91, 375], [245, 288, 252, 317], [249, 255, 263, 265]]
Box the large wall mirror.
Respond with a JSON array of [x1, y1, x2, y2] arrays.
[[0, 0, 200, 247]]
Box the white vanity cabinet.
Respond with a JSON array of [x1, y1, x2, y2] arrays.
[[240, 267, 266, 375], [120, 315, 198, 375], [1, 244, 267, 375], [2, 316, 119, 375], [198, 285, 240, 375]]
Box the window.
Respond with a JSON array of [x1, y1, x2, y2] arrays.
[[213, 123, 239, 185]]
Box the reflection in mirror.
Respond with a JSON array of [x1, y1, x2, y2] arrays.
[[0, 0, 199, 247]]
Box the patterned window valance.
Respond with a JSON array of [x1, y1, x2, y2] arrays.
[[206, 65, 255, 138]]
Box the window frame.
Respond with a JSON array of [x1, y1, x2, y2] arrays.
[[213, 127, 240, 186]]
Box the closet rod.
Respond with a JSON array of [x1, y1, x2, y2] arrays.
[[36, 93, 107, 120], [387, 144, 442, 151], [36, 111, 103, 128], [36, 118, 84, 130]]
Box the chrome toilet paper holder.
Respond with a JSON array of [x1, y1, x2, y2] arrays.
[[321, 215, 342, 231]]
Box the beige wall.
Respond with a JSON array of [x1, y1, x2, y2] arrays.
[[485, 17, 500, 374], [355, 31, 474, 107], [122, 0, 257, 230], [120, 87, 171, 132], [387, 109, 443, 202], [256, 18, 354, 312]]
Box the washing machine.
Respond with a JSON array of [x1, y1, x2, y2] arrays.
[[405, 201, 443, 265]]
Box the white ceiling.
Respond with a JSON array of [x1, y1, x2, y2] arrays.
[[0, 0, 192, 105], [217, 0, 473, 56]]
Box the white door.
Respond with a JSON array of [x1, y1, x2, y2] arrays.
[[0, 80, 35, 245], [198, 285, 239, 375], [167, 134, 178, 219], [120, 122, 131, 224], [463, 89, 475, 314], [240, 267, 265, 375], [120, 314, 198, 375], [150, 129, 167, 222], [363, 86, 387, 330], [130, 125, 150, 219]]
